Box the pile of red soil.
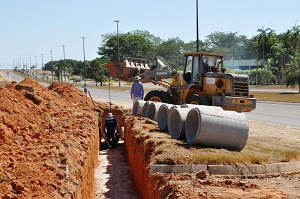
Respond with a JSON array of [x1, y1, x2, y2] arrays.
[[0, 78, 100, 199]]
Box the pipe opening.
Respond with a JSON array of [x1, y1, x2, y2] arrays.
[[142, 101, 150, 117], [185, 108, 200, 143], [147, 103, 156, 120], [157, 105, 169, 131], [168, 108, 183, 139]]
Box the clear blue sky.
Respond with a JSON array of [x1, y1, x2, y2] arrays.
[[1, 0, 299, 69]]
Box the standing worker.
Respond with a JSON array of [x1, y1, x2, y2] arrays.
[[103, 112, 119, 148], [130, 76, 144, 113]]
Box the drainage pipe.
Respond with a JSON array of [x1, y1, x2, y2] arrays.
[[168, 107, 193, 139], [181, 104, 223, 111], [132, 100, 146, 116], [185, 107, 249, 151], [146, 102, 164, 121], [157, 104, 180, 131], [167, 105, 222, 139]]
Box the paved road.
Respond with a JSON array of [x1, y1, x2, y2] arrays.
[[245, 101, 300, 128], [3, 71, 300, 128]]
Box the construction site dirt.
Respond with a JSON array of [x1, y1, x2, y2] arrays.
[[1, 77, 300, 198]]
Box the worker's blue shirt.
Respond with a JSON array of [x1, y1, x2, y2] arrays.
[[131, 81, 144, 97], [105, 118, 118, 134]]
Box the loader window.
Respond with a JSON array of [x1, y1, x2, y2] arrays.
[[192, 55, 200, 81], [183, 56, 193, 83]]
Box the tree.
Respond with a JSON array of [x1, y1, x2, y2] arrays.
[[205, 31, 254, 60], [98, 30, 157, 62], [254, 27, 277, 62], [182, 40, 209, 52], [155, 37, 185, 69], [285, 52, 300, 93], [89, 58, 110, 86]]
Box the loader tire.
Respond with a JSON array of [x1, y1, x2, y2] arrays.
[[186, 94, 211, 106], [144, 90, 171, 103]]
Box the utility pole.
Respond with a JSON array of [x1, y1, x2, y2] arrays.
[[114, 20, 121, 86], [26, 58, 28, 74], [41, 54, 44, 79], [62, 45, 65, 82], [50, 50, 53, 81], [81, 37, 86, 83], [196, 0, 199, 52], [29, 57, 31, 77], [35, 56, 37, 78]]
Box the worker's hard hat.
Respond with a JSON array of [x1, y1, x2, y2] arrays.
[[106, 112, 113, 120], [135, 76, 141, 81]]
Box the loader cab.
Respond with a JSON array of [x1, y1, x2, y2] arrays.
[[183, 52, 225, 84]]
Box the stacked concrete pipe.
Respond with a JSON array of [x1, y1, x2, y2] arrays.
[[168, 105, 222, 139], [146, 102, 164, 121], [181, 104, 223, 111], [168, 107, 192, 139], [185, 107, 249, 151], [142, 101, 151, 117], [132, 100, 146, 116], [157, 104, 180, 131]]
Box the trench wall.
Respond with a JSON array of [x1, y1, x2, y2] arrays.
[[80, 113, 100, 199], [123, 115, 161, 199]]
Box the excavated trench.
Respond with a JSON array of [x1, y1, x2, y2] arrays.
[[2, 77, 300, 198], [95, 106, 162, 199]]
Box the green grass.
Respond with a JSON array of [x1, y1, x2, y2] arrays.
[[251, 91, 300, 103]]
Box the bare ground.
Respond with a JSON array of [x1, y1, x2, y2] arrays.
[[95, 99, 300, 198], [1, 73, 300, 198]]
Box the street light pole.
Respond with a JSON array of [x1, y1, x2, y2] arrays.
[[114, 20, 121, 86], [81, 36, 86, 82], [114, 20, 120, 61], [35, 56, 37, 78], [62, 45, 65, 82], [29, 57, 31, 77], [196, 0, 199, 52], [26, 58, 28, 74], [50, 50, 53, 81], [41, 54, 44, 79]]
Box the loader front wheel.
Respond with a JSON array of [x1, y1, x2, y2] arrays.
[[144, 90, 171, 103], [186, 94, 211, 106]]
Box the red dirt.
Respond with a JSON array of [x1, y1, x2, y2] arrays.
[[0, 78, 100, 198], [1, 76, 300, 199]]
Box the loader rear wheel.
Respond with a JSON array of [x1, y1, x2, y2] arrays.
[[186, 94, 211, 106], [144, 90, 171, 103]]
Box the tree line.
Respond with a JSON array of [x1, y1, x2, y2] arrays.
[[23, 25, 300, 91]]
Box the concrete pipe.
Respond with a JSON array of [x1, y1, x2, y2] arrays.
[[181, 104, 223, 111], [185, 107, 249, 151], [132, 100, 146, 116], [168, 107, 193, 139], [157, 104, 180, 131], [146, 102, 164, 121], [142, 101, 151, 117]]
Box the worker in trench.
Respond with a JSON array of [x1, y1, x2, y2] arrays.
[[103, 112, 119, 148]]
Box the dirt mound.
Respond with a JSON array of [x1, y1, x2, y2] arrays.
[[0, 78, 100, 199]]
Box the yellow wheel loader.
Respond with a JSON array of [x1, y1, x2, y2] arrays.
[[105, 52, 256, 112]]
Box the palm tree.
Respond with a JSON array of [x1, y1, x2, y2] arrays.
[[255, 27, 277, 84], [285, 52, 300, 93]]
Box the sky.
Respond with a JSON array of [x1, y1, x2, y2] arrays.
[[0, 0, 299, 69]]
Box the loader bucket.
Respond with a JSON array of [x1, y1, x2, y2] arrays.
[[105, 57, 151, 82]]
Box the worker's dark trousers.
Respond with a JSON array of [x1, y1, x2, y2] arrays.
[[106, 131, 119, 148]]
